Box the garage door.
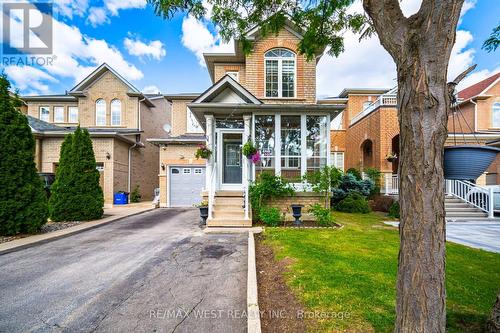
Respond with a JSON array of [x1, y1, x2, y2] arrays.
[[169, 166, 205, 207]]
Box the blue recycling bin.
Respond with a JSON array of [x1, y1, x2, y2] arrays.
[[114, 192, 129, 205]]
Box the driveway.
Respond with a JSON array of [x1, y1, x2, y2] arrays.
[[385, 221, 500, 253], [0, 209, 247, 332]]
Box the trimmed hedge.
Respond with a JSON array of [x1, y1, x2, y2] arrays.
[[335, 192, 371, 214]]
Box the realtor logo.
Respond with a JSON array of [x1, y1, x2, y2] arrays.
[[2, 2, 53, 54]]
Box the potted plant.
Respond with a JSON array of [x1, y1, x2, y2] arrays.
[[195, 144, 212, 159], [195, 200, 209, 226], [290, 204, 304, 226], [444, 145, 500, 180], [242, 141, 257, 158], [386, 152, 398, 163]]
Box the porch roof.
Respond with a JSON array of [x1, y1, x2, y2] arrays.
[[187, 102, 345, 128]]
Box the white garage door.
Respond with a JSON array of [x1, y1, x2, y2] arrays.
[[169, 166, 205, 207]]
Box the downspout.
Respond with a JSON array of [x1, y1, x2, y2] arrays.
[[128, 142, 140, 193], [138, 98, 144, 131]]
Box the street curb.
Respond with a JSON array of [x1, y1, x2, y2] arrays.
[[247, 231, 262, 333], [0, 208, 155, 256]]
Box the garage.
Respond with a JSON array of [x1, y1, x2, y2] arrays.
[[169, 166, 206, 207]]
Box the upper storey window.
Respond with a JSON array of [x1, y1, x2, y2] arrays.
[[265, 48, 295, 98], [111, 99, 122, 126], [493, 102, 500, 128], [95, 99, 106, 126]]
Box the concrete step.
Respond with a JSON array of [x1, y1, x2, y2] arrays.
[[445, 198, 467, 204], [446, 212, 488, 218], [212, 210, 246, 219], [445, 202, 474, 208], [207, 218, 252, 227], [214, 197, 243, 205], [445, 207, 484, 212]]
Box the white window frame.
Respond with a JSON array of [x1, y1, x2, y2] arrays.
[[194, 168, 202, 174], [39, 106, 50, 122], [492, 102, 500, 128], [111, 99, 122, 126], [226, 71, 239, 82], [264, 48, 296, 98], [68, 106, 78, 123], [183, 168, 192, 174], [331, 151, 345, 171], [186, 107, 204, 134], [53, 106, 64, 123], [95, 99, 106, 126]]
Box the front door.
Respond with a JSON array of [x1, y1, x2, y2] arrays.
[[222, 133, 242, 185]]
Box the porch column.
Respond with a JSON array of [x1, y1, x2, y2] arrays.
[[205, 114, 215, 191], [243, 114, 251, 220]]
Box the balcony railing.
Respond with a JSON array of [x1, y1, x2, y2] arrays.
[[350, 94, 397, 126]]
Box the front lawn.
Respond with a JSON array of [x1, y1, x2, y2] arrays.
[[261, 212, 500, 332]]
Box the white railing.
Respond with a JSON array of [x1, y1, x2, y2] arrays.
[[384, 174, 399, 195], [208, 162, 217, 220], [446, 179, 494, 218], [385, 175, 495, 218], [350, 94, 398, 125], [243, 185, 249, 220]]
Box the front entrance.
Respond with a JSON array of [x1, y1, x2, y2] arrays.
[[219, 131, 243, 189]]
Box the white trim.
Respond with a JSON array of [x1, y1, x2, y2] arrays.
[[193, 75, 261, 104], [70, 63, 140, 93], [264, 49, 297, 99], [39, 106, 50, 122], [275, 114, 281, 176], [217, 129, 244, 190], [53, 106, 64, 123], [478, 76, 500, 97], [300, 114, 307, 177]]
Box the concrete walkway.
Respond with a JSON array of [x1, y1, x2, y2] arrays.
[[385, 221, 500, 253], [0, 203, 153, 254], [0, 208, 247, 332]]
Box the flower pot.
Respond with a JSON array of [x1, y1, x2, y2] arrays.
[[199, 206, 208, 226], [386, 157, 397, 163], [290, 204, 304, 226], [444, 145, 500, 180]]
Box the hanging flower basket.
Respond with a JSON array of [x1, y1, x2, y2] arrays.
[[250, 151, 261, 164], [195, 144, 212, 159], [444, 145, 500, 180], [242, 141, 257, 158], [386, 153, 398, 163]]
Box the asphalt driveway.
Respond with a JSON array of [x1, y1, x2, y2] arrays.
[[0, 209, 247, 333]]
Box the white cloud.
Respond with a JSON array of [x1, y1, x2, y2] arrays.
[[124, 37, 166, 60], [88, 7, 110, 27], [104, 0, 146, 15], [5, 66, 58, 95], [181, 15, 233, 66], [143, 85, 161, 94], [53, 0, 89, 18]]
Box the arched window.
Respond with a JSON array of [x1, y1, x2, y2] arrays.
[[111, 99, 121, 126], [95, 99, 106, 126], [264, 48, 295, 98], [493, 102, 500, 128]]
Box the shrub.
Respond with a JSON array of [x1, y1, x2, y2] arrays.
[[331, 173, 374, 205], [249, 173, 295, 217], [259, 206, 282, 227], [346, 168, 362, 180], [309, 203, 335, 226], [369, 195, 395, 212], [302, 166, 342, 208], [335, 192, 371, 214], [364, 167, 382, 197], [49, 127, 104, 221], [0, 74, 48, 235], [388, 201, 400, 218], [130, 185, 142, 203]]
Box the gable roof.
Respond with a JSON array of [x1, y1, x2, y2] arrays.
[[70, 63, 140, 94], [458, 72, 500, 100], [192, 74, 262, 104]]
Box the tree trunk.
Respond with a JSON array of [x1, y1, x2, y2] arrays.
[[487, 293, 500, 332], [395, 56, 449, 332]]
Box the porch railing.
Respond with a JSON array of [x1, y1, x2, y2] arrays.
[[385, 175, 495, 218], [384, 174, 399, 195], [208, 162, 217, 220], [350, 94, 397, 125], [243, 185, 249, 220]]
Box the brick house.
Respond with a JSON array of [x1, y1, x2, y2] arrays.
[[22, 63, 170, 207], [329, 72, 500, 190], [148, 21, 343, 226]]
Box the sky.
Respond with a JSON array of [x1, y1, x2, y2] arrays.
[[0, 0, 499, 97]]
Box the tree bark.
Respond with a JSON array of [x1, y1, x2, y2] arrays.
[[362, 0, 464, 331]]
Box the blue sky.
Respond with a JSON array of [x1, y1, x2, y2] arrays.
[[1, 0, 499, 96]]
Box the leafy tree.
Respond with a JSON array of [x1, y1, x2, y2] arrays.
[[482, 24, 499, 53], [303, 166, 342, 208], [0, 74, 47, 235], [149, 0, 466, 329], [364, 167, 381, 196], [49, 127, 103, 221]]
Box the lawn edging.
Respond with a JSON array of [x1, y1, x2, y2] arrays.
[[0, 207, 155, 256], [247, 231, 262, 333]]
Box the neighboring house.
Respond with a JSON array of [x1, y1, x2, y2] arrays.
[[22, 63, 170, 207], [148, 21, 343, 226], [329, 72, 500, 189]]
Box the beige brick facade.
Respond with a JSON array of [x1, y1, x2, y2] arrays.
[[25, 66, 170, 206]]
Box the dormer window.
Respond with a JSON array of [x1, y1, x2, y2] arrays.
[[265, 48, 295, 98]]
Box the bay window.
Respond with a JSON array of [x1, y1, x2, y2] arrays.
[[265, 48, 295, 98], [254, 115, 275, 176]]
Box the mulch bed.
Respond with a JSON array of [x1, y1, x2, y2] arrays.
[[255, 233, 316, 333], [254, 221, 342, 229]]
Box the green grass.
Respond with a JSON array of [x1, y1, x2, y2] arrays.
[[262, 212, 500, 332]]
